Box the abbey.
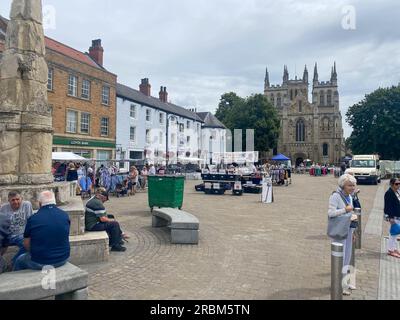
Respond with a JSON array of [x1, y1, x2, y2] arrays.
[[264, 63, 345, 166]]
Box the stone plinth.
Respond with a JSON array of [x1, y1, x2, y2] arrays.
[[59, 196, 85, 236], [69, 232, 109, 265], [0, 181, 74, 210]]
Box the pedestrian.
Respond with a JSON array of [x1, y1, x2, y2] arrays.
[[384, 178, 400, 258], [141, 166, 149, 190], [340, 162, 347, 176], [66, 163, 78, 182], [128, 166, 139, 196], [0, 191, 34, 267], [328, 174, 358, 295], [149, 164, 156, 176], [13, 191, 70, 271]]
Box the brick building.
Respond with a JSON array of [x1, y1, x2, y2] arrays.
[[0, 16, 117, 161]]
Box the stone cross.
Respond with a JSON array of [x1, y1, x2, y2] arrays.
[[0, 0, 53, 185]]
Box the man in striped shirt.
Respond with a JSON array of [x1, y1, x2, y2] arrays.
[[85, 188, 127, 252]]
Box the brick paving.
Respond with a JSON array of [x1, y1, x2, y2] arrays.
[[80, 174, 381, 300]]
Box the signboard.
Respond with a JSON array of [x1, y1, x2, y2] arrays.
[[261, 178, 274, 204], [53, 136, 115, 149], [70, 140, 89, 146]]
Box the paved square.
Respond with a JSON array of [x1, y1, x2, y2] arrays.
[[81, 174, 380, 300]]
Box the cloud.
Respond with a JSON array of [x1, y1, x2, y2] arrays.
[[1, 0, 399, 138]]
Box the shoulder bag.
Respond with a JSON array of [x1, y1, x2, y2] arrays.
[[327, 192, 352, 240]]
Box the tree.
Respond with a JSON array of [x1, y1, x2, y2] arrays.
[[215, 92, 244, 129], [215, 93, 280, 152], [346, 86, 400, 160]]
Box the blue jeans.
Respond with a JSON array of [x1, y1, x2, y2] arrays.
[[14, 253, 67, 272], [8, 235, 26, 267]]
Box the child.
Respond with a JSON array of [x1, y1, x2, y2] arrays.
[[116, 183, 128, 198]]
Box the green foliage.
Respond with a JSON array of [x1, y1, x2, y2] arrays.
[[215, 92, 280, 152], [346, 86, 400, 160]]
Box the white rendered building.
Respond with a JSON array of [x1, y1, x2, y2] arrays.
[[117, 79, 225, 170]]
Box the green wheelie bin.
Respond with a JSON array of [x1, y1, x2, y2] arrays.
[[148, 175, 185, 212]]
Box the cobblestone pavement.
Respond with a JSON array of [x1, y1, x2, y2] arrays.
[[80, 174, 381, 300]]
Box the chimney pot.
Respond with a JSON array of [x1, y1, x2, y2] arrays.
[[140, 78, 151, 96], [88, 39, 104, 66], [159, 86, 168, 103]]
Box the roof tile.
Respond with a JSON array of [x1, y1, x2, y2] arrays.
[[44, 37, 101, 69]]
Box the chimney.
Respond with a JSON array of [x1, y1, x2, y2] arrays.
[[159, 86, 168, 103], [88, 39, 104, 66], [139, 78, 151, 96]]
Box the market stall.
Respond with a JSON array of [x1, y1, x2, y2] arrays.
[[270, 154, 292, 185]]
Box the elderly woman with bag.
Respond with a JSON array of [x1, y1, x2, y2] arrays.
[[328, 174, 358, 295], [384, 178, 400, 258]]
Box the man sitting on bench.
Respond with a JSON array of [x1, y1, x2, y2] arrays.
[[0, 191, 34, 267], [85, 188, 129, 252], [14, 191, 71, 271]]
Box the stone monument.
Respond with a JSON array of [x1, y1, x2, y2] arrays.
[[0, 0, 109, 265], [0, 0, 73, 208], [0, 0, 53, 186]]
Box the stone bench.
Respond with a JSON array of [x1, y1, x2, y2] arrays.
[[0, 262, 88, 300], [152, 208, 199, 244], [2, 231, 109, 268]]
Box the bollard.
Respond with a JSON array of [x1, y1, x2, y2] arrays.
[[331, 242, 344, 300], [350, 233, 356, 268], [354, 208, 362, 249]]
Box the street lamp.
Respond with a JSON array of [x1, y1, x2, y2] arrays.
[[209, 135, 213, 165]]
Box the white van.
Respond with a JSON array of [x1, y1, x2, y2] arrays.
[[346, 155, 381, 185]]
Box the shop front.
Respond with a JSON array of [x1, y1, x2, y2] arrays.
[[53, 136, 116, 161]]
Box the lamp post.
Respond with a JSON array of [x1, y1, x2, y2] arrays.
[[209, 135, 213, 165]]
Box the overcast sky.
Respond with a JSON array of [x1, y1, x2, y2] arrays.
[[2, 0, 400, 138]]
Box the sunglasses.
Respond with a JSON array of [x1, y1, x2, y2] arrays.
[[395, 183, 400, 186]]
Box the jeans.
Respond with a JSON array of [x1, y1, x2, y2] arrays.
[[7, 235, 26, 267], [90, 221, 123, 247], [14, 253, 67, 271]]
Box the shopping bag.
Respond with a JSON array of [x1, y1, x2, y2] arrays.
[[327, 213, 352, 240]]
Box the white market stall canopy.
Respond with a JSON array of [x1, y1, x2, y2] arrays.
[[52, 152, 87, 161]]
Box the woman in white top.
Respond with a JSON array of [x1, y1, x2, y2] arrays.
[[328, 174, 358, 295]]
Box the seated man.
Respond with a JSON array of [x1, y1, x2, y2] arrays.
[[0, 211, 10, 273], [14, 191, 70, 271], [0, 191, 34, 266], [85, 188, 127, 252]]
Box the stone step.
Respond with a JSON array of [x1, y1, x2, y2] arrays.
[[69, 231, 109, 265], [59, 196, 86, 236]]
